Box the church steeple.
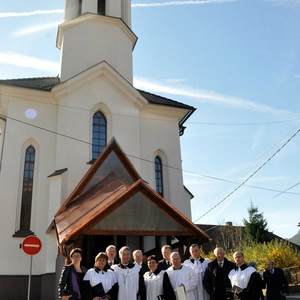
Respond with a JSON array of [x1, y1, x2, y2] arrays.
[[57, 0, 137, 83]]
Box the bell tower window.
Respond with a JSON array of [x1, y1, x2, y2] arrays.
[[97, 0, 106, 15], [78, 0, 82, 15]]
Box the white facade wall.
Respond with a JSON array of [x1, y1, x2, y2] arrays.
[[52, 69, 143, 197], [58, 15, 136, 83], [140, 106, 192, 218], [0, 87, 58, 274]]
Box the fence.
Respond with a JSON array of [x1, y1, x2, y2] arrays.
[[283, 266, 300, 285]]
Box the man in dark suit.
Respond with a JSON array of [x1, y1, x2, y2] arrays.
[[105, 245, 120, 268], [263, 260, 289, 300], [133, 249, 149, 275], [203, 247, 235, 300], [158, 245, 172, 271]]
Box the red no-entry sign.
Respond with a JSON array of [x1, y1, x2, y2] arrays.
[[22, 235, 42, 256]]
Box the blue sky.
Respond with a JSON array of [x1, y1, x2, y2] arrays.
[[0, 0, 299, 239]]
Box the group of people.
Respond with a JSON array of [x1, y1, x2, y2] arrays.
[[58, 244, 290, 300], [203, 248, 289, 300]]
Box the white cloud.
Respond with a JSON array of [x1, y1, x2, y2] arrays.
[[293, 74, 300, 79], [132, 0, 236, 7], [0, 52, 59, 74], [263, 0, 300, 6], [0, 9, 63, 18], [12, 22, 60, 36], [133, 76, 293, 117]]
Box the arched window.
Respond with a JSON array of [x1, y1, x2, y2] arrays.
[[155, 156, 163, 196], [19, 146, 35, 231], [92, 111, 107, 160], [97, 0, 106, 15]]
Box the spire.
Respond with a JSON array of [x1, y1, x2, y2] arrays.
[[57, 0, 136, 82]]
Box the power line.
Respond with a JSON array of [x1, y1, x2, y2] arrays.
[[272, 181, 300, 199], [191, 119, 300, 210], [1, 91, 299, 126], [1, 113, 300, 201], [188, 118, 300, 126], [193, 128, 300, 223]]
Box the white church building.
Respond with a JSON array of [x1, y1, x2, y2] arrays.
[[0, 1, 209, 299]]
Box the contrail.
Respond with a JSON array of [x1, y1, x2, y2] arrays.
[[132, 0, 236, 7], [0, 1, 235, 18], [0, 9, 63, 18], [133, 76, 294, 117]]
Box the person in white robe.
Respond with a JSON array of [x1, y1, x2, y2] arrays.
[[111, 246, 146, 300], [163, 252, 198, 300], [228, 251, 260, 300], [184, 243, 211, 300], [83, 252, 118, 300], [144, 255, 165, 300]]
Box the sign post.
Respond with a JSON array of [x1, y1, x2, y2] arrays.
[[22, 236, 42, 300]]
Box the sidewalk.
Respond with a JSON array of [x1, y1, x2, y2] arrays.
[[287, 295, 300, 299]]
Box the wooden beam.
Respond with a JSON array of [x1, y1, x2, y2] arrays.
[[85, 229, 190, 236]]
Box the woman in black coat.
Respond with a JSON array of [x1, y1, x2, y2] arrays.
[[58, 248, 88, 300]]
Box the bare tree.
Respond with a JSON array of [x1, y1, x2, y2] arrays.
[[211, 221, 244, 252]]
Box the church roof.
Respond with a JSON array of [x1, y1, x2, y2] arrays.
[[0, 76, 195, 110], [138, 89, 194, 110], [53, 137, 210, 248], [0, 76, 60, 91]]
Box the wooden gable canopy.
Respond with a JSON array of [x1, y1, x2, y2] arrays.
[[53, 138, 210, 250]]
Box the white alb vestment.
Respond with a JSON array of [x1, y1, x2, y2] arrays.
[[228, 265, 256, 289], [166, 265, 198, 300], [144, 270, 165, 300], [83, 268, 117, 292], [111, 263, 141, 300], [184, 258, 211, 300]]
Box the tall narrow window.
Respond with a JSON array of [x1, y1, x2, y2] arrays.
[[92, 111, 107, 160], [78, 0, 82, 15], [155, 156, 163, 196], [20, 146, 35, 231], [97, 0, 106, 15]]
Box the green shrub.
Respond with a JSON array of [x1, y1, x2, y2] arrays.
[[203, 239, 300, 271]]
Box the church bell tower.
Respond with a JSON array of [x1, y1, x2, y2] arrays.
[[57, 0, 137, 83]]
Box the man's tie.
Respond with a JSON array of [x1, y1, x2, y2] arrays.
[[219, 262, 222, 268], [109, 261, 112, 267]]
